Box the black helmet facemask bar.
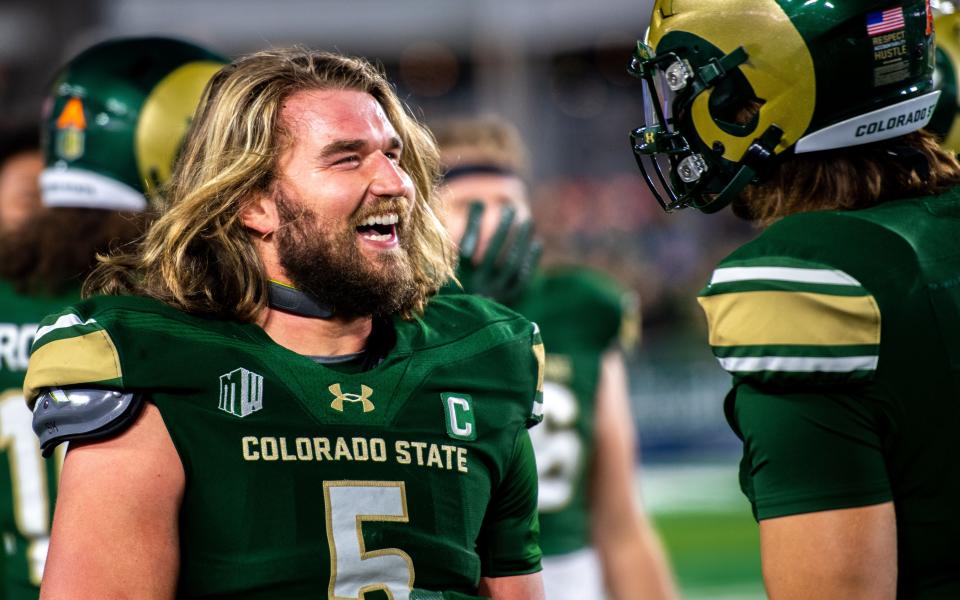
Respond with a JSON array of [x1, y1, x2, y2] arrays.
[[628, 42, 781, 214]]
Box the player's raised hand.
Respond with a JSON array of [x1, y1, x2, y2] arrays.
[[449, 201, 541, 304]]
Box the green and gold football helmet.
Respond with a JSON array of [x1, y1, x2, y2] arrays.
[[929, 2, 960, 150], [629, 0, 940, 213], [41, 37, 227, 211]]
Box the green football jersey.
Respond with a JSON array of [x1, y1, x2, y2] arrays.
[[26, 293, 544, 599], [698, 189, 960, 597], [0, 280, 76, 600], [510, 267, 633, 557]]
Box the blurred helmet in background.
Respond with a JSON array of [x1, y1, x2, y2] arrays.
[[41, 36, 227, 211], [929, 2, 960, 150]]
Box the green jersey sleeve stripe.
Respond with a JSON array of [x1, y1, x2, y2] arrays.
[[529, 322, 545, 426], [712, 343, 879, 359], [531, 392, 544, 418], [710, 266, 862, 286], [717, 354, 878, 374], [702, 279, 869, 297]]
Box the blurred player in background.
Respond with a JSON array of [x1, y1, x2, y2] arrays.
[[29, 47, 545, 599], [0, 121, 62, 600], [434, 115, 678, 600], [630, 1, 960, 597], [0, 124, 42, 237], [0, 36, 225, 599]]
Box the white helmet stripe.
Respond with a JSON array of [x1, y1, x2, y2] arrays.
[[40, 167, 147, 212]]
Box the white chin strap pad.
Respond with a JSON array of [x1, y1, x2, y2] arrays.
[[40, 167, 148, 212], [794, 90, 941, 154]]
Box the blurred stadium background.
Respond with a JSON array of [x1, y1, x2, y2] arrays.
[[0, 1, 763, 597]]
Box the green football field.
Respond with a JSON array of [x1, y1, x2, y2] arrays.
[[641, 462, 766, 599]]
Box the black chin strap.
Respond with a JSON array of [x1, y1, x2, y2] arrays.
[[268, 280, 334, 319], [698, 124, 785, 214]]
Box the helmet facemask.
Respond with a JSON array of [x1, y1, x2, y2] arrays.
[[628, 40, 783, 214]]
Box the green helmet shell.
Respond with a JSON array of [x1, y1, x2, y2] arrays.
[[631, 0, 939, 213], [41, 36, 227, 210]]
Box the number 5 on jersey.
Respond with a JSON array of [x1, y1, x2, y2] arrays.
[[324, 480, 415, 600]]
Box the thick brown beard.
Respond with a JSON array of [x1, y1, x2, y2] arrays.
[[274, 192, 418, 318]]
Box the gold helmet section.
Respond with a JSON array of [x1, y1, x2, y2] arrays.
[[935, 11, 960, 150], [135, 61, 223, 195], [647, 0, 816, 162]]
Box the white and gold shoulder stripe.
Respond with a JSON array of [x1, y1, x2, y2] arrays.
[[530, 322, 545, 423], [33, 313, 100, 347], [699, 263, 880, 380], [700, 291, 880, 348], [25, 313, 121, 406]]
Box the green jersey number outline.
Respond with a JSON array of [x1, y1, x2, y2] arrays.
[[323, 480, 415, 599]]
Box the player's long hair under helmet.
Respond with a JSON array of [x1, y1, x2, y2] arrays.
[[629, 0, 940, 213], [41, 36, 227, 211]]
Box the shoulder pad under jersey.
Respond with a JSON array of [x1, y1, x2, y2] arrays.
[[32, 387, 143, 457]]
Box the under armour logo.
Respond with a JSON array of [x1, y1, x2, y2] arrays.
[[328, 383, 375, 413]]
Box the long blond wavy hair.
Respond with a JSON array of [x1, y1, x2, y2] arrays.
[[86, 47, 455, 321]]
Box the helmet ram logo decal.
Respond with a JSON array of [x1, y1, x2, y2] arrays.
[[54, 97, 87, 161]]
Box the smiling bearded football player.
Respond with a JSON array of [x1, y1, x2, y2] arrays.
[[26, 48, 546, 600]]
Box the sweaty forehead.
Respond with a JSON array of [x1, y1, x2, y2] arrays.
[[280, 88, 399, 144]]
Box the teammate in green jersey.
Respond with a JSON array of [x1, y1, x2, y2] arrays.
[[28, 48, 546, 600], [629, 1, 960, 597], [0, 37, 225, 600], [0, 122, 45, 600], [434, 115, 677, 600]]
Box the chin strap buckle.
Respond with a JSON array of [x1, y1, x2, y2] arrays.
[[697, 124, 785, 215], [697, 46, 749, 85], [743, 124, 785, 171]]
